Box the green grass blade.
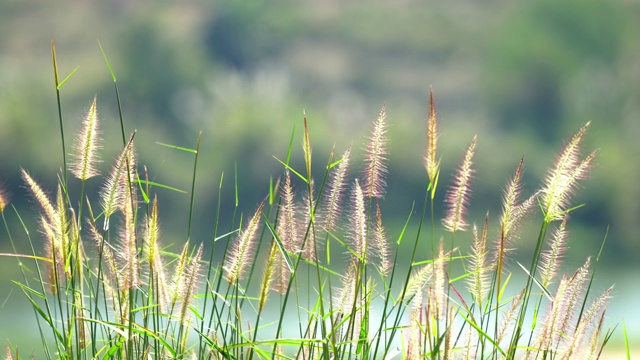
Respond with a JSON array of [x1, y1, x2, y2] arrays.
[[155, 141, 198, 153], [98, 39, 117, 82], [273, 156, 308, 183]]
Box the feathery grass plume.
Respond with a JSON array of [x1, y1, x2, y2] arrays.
[[100, 134, 135, 230], [373, 203, 390, 277], [541, 122, 597, 221], [467, 215, 490, 306], [320, 146, 351, 233], [171, 242, 192, 309], [363, 106, 388, 198], [178, 243, 203, 327], [406, 291, 425, 359], [0, 185, 7, 213], [350, 179, 368, 263], [71, 96, 102, 181], [536, 258, 592, 352], [494, 158, 537, 274], [301, 179, 317, 261], [333, 261, 357, 331], [54, 185, 75, 280], [224, 199, 266, 284], [22, 174, 68, 293], [74, 292, 88, 349], [41, 215, 63, 294], [563, 287, 612, 359], [442, 135, 476, 233], [496, 290, 525, 345], [424, 87, 440, 184], [4, 347, 12, 360], [336, 265, 367, 345], [143, 196, 170, 311], [4, 346, 14, 360], [499, 157, 526, 242], [259, 241, 279, 311], [539, 215, 569, 288], [88, 221, 122, 293], [272, 247, 290, 295], [119, 184, 139, 290], [21, 169, 57, 225], [586, 307, 608, 360], [402, 265, 432, 303], [431, 239, 449, 320], [443, 307, 455, 358], [273, 173, 296, 293], [303, 114, 312, 182], [277, 171, 298, 255]]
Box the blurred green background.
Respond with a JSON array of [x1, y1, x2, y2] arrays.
[[1, 0, 638, 355]]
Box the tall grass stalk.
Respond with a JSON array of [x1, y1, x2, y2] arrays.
[[1, 48, 620, 360]]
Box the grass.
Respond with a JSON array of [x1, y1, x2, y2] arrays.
[[0, 41, 625, 359]]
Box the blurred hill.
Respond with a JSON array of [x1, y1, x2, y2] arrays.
[[1, 0, 639, 348]]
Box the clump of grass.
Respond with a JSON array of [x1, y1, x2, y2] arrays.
[[0, 43, 620, 360]]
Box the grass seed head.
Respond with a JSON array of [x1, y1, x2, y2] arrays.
[[100, 134, 136, 230], [277, 171, 299, 254], [542, 122, 596, 221], [21, 169, 57, 225], [0, 185, 8, 214], [350, 179, 368, 263], [363, 106, 388, 198], [424, 86, 440, 183], [71, 96, 102, 181], [320, 146, 351, 233], [224, 199, 266, 284], [443, 135, 476, 233], [179, 243, 204, 326]]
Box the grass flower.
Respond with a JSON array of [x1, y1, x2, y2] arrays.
[[273, 173, 297, 292], [494, 159, 537, 276], [88, 221, 121, 292], [277, 171, 299, 255], [171, 242, 193, 309], [539, 215, 569, 288], [349, 179, 368, 263], [467, 215, 490, 306], [563, 286, 612, 359], [402, 265, 433, 303], [424, 87, 440, 184], [320, 146, 351, 233], [496, 290, 525, 345], [21, 171, 71, 292], [442, 135, 476, 233], [224, 199, 266, 284], [431, 239, 449, 320], [100, 134, 136, 230], [535, 258, 592, 353], [119, 184, 139, 290], [71, 96, 101, 181], [542, 122, 598, 221], [179, 243, 203, 326], [143, 196, 170, 311], [0, 185, 8, 214], [21, 169, 57, 225], [260, 241, 279, 310], [373, 203, 390, 277], [4, 346, 13, 360], [363, 106, 388, 198], [301, 179, 316, 261]]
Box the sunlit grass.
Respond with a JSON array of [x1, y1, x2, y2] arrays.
[[0, 41, 622, 360]]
